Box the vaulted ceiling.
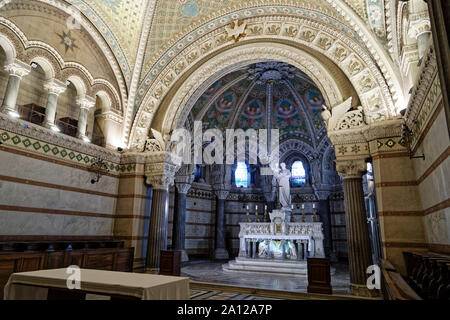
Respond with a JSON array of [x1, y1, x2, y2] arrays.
[[191, 62, 328, 146], [0, 0, 388, 90], [0, 0, 402, 148]]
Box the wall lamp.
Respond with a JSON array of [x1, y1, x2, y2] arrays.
[[89, 158, 109, 184]]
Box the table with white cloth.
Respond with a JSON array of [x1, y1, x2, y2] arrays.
[[4, 268, 190, 300]]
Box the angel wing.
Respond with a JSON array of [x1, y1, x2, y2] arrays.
[[151, 128, 165, 150], [328, 97, 353, 130]]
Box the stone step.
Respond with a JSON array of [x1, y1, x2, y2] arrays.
[[223, 262, 307, 275], [234, 257, 308, 268], [223, 257, 336, 276]]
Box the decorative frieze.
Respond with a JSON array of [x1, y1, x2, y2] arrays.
[[0, 114, 120, 162]]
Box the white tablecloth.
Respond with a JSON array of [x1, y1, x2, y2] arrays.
[[4, 268, 190, 300]]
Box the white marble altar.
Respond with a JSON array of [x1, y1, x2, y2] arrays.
[[223, 209, 325, 276]]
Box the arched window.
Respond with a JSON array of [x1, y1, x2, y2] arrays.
[[193, 165, 202, 182], [291, 161, 306, 187], [235, 161, 250, 187]]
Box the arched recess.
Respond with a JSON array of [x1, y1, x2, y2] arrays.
[[130, 41, 352, 150], [30, 56, 55, 81], [30, 0, 127, 106], [66, 74, 87, 99], [0, 19, 121, 115], [95, 90, 112, 112]]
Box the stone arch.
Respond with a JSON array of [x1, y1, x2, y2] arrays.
[[22, 0, 127, 105], [29, 56, 55, 81], [0, 15, 123, 115], [129, 9, 406, 143], [95, 90, 112, 112], [0, 33, 16, 64], [130, 42, 347, 150], [65, 74, 87, 99], [279, 139, 316, 162], [91, 82, 121, 112]]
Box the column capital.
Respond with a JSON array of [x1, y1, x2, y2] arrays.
[[316, 191, 331, 201], [335, 159, 367, 179], [175, 181, 192, 194], [4, 59, 31, 78], [214, 188, 230, 200], [408, 18, 431, 39], [144, 151, 181, 189], [76, 96, 96, 110], [44, 79, 66, 96]]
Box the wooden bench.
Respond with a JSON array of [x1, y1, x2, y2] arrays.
[[403, 251, 450, 300], [0, 239, 134, 299], [380, 259, 422, 300]]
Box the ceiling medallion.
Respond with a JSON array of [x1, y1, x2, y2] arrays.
[[57, 30, 79, 53], [247, 62, 296, 84]]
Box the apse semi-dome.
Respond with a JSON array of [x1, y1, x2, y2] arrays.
[[190, 61, 328, 145]]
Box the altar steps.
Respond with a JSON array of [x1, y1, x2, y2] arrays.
[[223, 257, 308, 276]]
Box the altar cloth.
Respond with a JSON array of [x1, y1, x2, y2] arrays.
[[4, 268, 190, 300]]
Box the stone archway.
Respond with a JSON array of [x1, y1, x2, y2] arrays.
[[138, 37, 393, 298], [130, 41, 350, 151]]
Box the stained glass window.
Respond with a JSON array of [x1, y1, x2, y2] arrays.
[[235, 161, 249, 188], [193, 165, 202, 182], [291, 161, 306, 187]]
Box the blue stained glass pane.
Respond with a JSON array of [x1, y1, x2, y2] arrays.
[[291, 161, 306, 187], [235, 161, 249, 187]]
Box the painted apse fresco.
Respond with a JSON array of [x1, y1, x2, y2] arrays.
[[190, 62, 327, 146]]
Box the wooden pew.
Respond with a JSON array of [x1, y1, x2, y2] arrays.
[[403, 251, 450, 300], [380, 259, 422, 300], [0, 239, 134, 299]]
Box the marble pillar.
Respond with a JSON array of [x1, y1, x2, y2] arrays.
[[172, 181, 191, 262], [0, 60, 31, 116], [252, 241, 257, 258], [213, 189, 229, 259], [145, 185, 169, 273], [317, 195, 336, 261], [336, 159, 375, 297], [76, 96, 95, 140], [43, 79, 66, 128], [281, 240, 286, 260]]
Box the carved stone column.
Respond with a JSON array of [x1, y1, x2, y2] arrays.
[[43, 79, 66, 129], [76, 96, 96, 140], [0, 60, 31, 117], [317, 191, 336, 261], [173, 177, 192, 262], [213, 188, 230, 260], [144, 153, 179, 273], [336, 159, 375, 297]]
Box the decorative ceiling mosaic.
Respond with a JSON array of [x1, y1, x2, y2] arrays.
[[193, 62, 327, 145], [67, 0, 149, 84], [135, 1, 366, 115]]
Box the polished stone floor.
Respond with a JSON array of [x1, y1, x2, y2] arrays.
[[181, 260, 351, 295]]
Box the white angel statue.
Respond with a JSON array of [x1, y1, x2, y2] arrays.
[[270, 161, 292, 209]]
